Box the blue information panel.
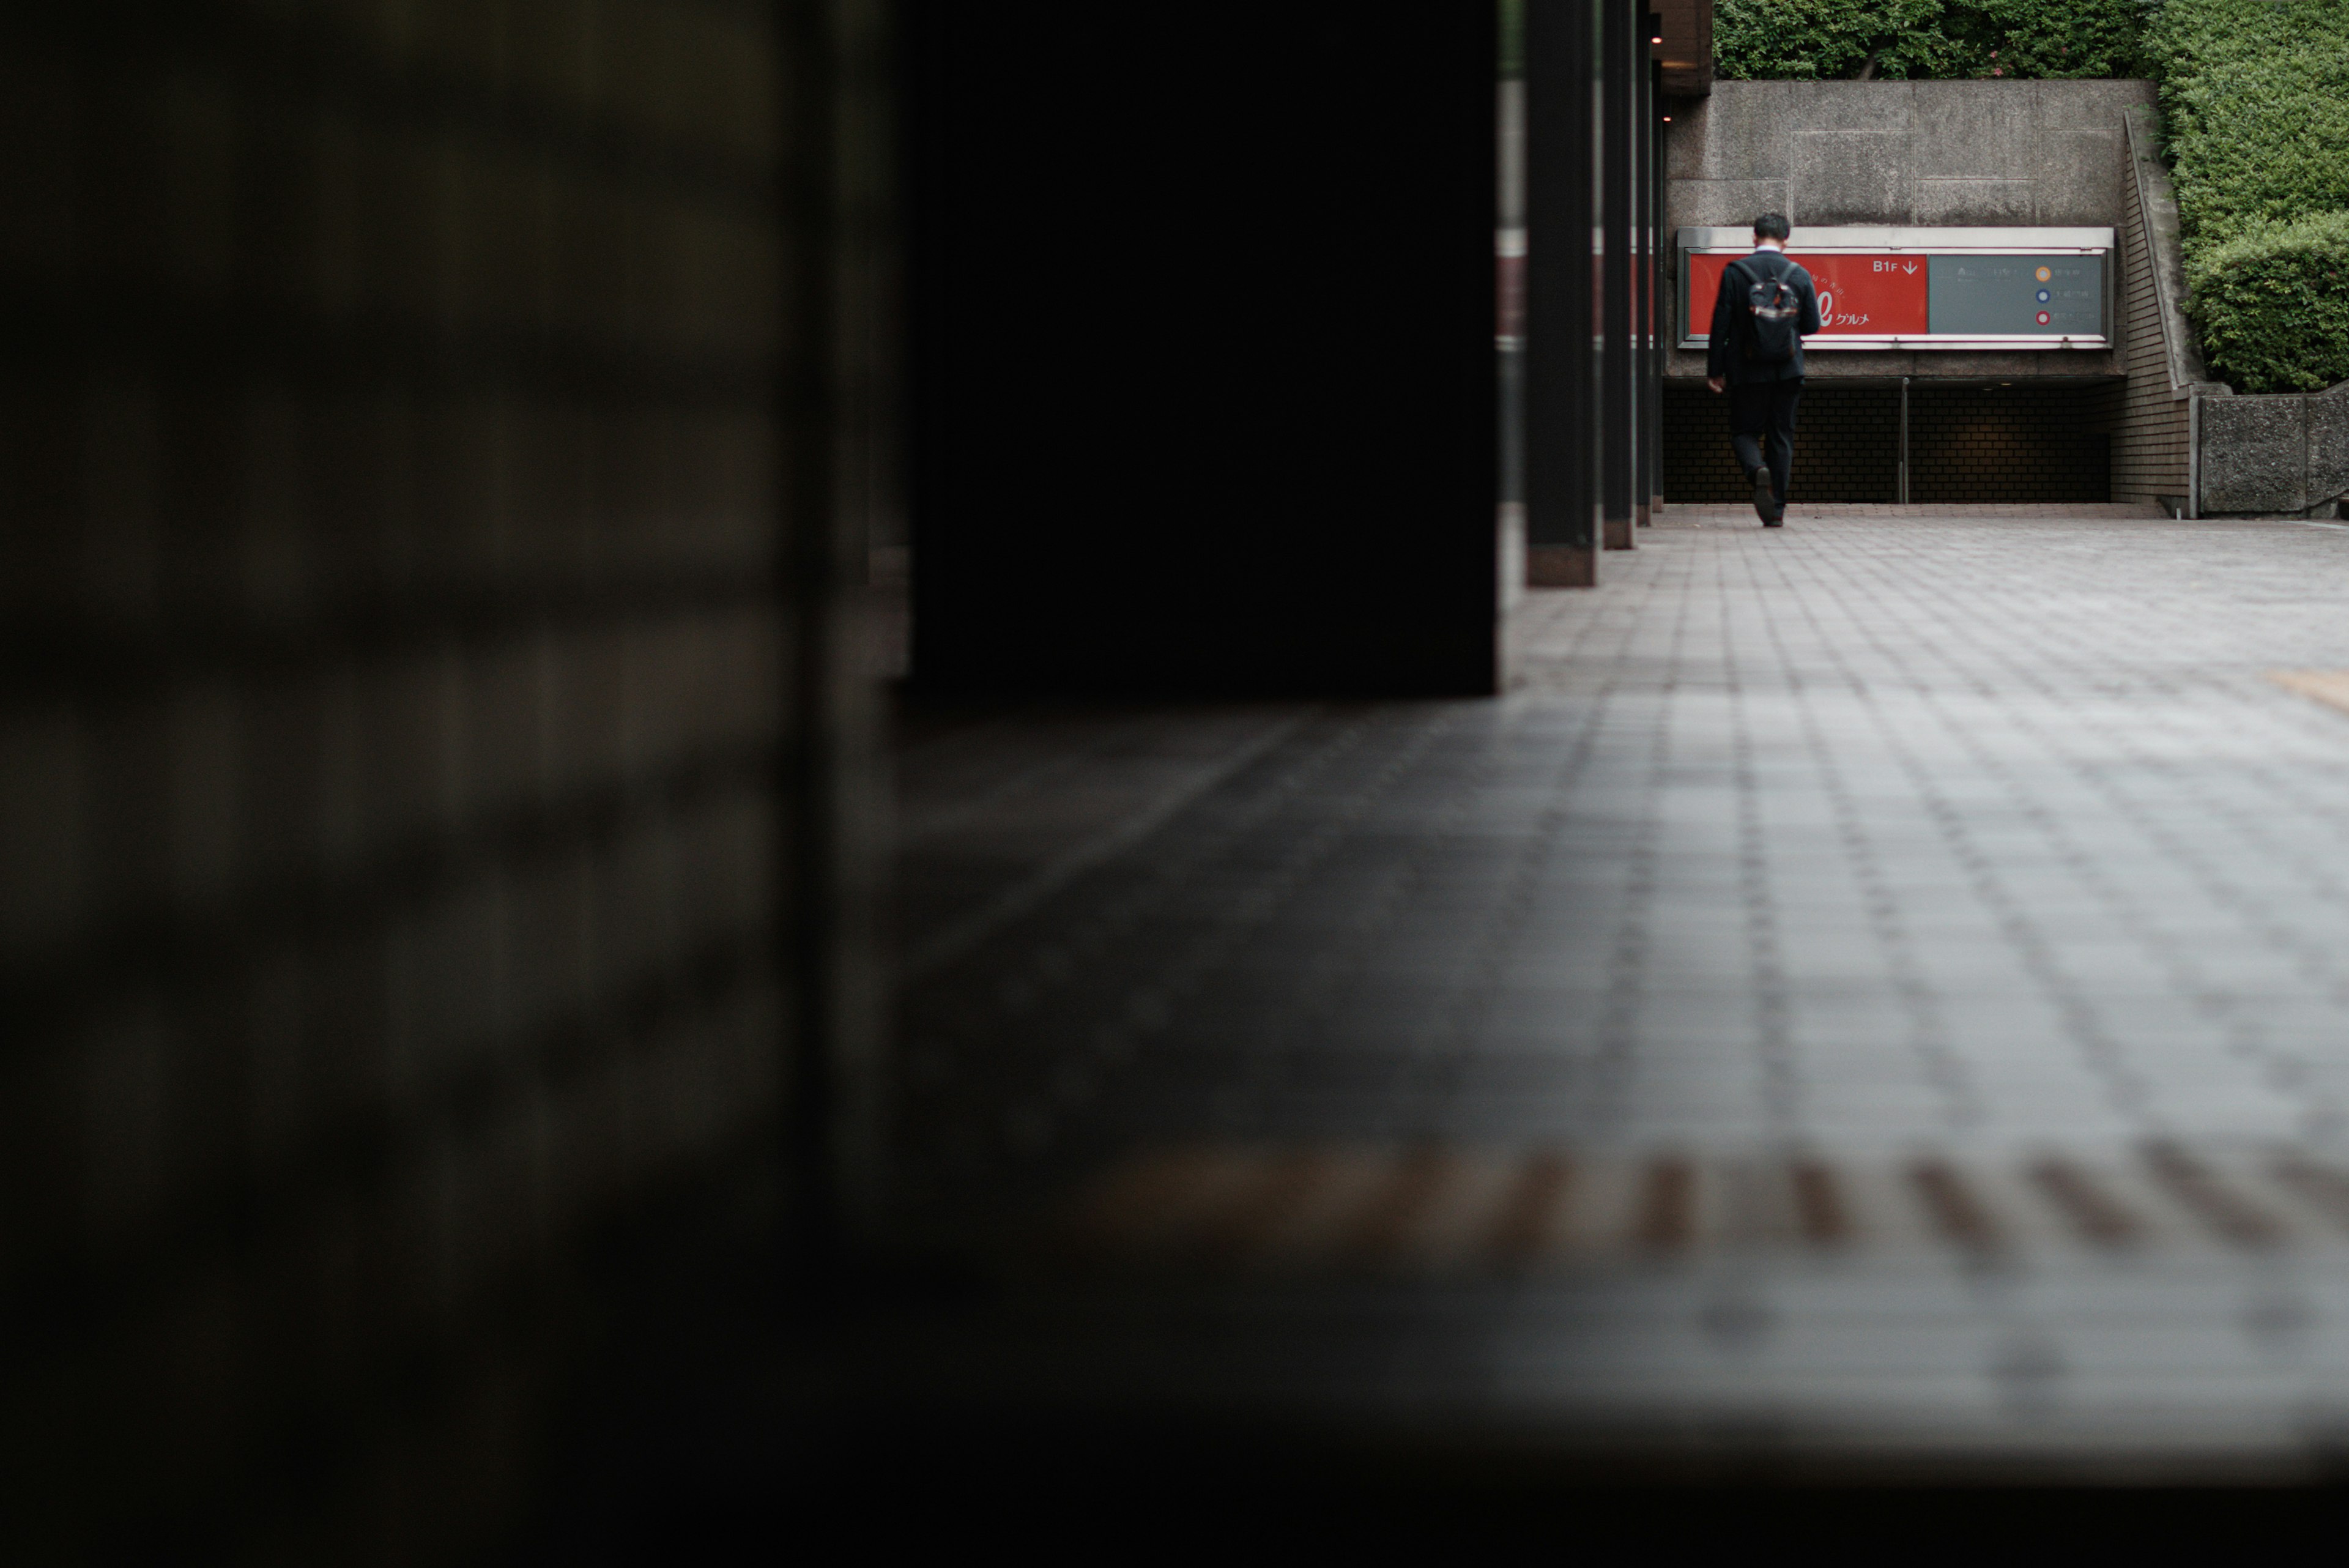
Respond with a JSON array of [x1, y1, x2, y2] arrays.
[[1927, 255, 2105, 336]]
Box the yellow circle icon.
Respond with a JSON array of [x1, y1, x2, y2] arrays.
[[2036, 266, 2052, 281]]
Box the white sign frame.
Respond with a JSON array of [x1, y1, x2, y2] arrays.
[[1675, 226, 2117, 351]]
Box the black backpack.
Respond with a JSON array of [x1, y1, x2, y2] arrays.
[[1733, 256, 1802, 363]]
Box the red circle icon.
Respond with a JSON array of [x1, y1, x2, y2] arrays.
[[2036, 310, 2052, 325]]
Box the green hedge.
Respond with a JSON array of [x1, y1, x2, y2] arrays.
[[2185, 211, 2349, 393], [1713, 0, 2140, 81], [2143, 0, 2349, 245], [2147, 0, 2349, 392]]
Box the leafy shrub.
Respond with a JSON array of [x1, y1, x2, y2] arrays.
[[1940, 0, 2144, 78], [1713, 0, 2141, 81], [1715, 0, 1946, 79], [2142, 0, 2349, 248], [2145, 0, 2349, 391], [2186, 209, 2349, 393]]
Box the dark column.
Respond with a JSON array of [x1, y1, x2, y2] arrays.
[[1590, 0, 1610, 557], [1500, 9, 1526, 565], [910, 8, 1504, 697], [0, 0, 880, 1548], [1900, 376, 1913, 504], [1646, 51, 1668, 521], [1600, 0, 1636, 550], [1526, 0, 1600, 587], [1631, 20, 1652, 530]]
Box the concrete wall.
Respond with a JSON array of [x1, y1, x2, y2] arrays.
[[2202, 384, 2349, 516], [1664, 79, 2154, 383], [0, 4, 885, 1553]]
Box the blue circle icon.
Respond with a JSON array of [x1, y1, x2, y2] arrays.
[[2036, 288, 2051, 303]]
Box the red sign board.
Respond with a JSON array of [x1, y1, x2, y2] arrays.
[[1687, 251, 1931, 340]]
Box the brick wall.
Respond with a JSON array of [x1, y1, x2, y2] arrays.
[[2111, 108, 2193, 509], [1910, 384, 2115, 503], [1664, 385, 1898, 503], [0, 3, 881, 1554], [1664, 384, 2116, 505], [1665, 385, 1906, 503]]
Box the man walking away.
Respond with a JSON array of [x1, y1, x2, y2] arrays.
[[1706, 213, 1820, 527]]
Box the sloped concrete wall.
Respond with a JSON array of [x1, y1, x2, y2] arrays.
[[1664, 80, 2153, 383], [2110, 103, 2222, 509]]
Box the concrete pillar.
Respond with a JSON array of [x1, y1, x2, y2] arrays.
[[1634, 21, 1657, 530], [1526, 0, 1601, 587], [909, 9, 1505, 696], [1601, 0, 1638, 550], [1647, 49, 1668, 521]]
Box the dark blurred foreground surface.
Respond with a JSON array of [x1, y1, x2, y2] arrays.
[[2, 1, 877, 1555], [4, 2, 1516, 1551], [556, 508, 2349, 1556], [14, 1, 2349, 1557]]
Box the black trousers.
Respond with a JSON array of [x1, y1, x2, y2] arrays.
[[1729, 378, 1803, 505]]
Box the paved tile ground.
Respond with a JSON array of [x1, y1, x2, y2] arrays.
[[1670, 502, 2171, 519], [886, 509, 2349, 1474]]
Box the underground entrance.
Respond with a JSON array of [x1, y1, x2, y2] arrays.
[[1663, 379, 2124, 505]]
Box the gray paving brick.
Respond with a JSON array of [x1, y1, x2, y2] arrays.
[[896, 508, 2349, 1470]]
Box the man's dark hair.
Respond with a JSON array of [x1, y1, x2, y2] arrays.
[[1754, 212, 1791, 240]]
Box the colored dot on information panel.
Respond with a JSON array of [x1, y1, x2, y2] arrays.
[[2036, 266, 2052, 281], [2037, 289, 2051, 303], [2036, 311, 2052, 325]]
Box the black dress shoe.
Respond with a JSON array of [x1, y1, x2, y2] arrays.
[[1751, 467, 1776, 522]]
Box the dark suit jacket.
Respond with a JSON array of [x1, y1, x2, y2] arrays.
[[1705, 248, 1823, 384]]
